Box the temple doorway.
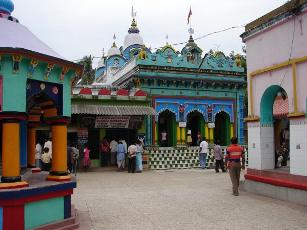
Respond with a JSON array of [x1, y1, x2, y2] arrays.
[[158, 110, 176, 147], [187, 111, 204, 146], [260, 85, 290, 170], [214, 111, 230, 146]]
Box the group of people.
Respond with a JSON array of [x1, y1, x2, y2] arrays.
[[199, 137, 245, 196], [35, 137, 53, 171], [35, 136, 90, 175], [100, 138, 144, 173]]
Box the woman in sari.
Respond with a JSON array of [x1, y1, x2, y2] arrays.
[[135, 140, 143, 173]]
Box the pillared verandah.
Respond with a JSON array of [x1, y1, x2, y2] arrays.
[[0, 0, 82, 229]]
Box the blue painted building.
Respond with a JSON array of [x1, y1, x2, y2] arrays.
[[94, 16, 246, 147]]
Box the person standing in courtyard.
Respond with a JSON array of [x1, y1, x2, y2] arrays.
[[135, 140, 144, 173], [225, 137, 245, 196], [117, 141, 126, 170], [35, 139, 42, 168], [213, 139, 226, 173], [100, 138, 110, 167], [127, 142, 137, 173], [161, 130, 167, 147], [41, 147, 51, 171], [199, 138, 208, 169], [83, 143, 91, 171], [110, 139, 118, 166]]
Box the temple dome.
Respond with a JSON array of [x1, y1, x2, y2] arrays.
[[97, 57, 105, 68], [123, 18, 144, 50], [107, 42, 121, 57], [0, 0, 14, 15]]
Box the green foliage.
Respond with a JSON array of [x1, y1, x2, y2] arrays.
[[77, 55, 95, 85]]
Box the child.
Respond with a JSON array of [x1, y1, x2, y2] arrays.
[[41, 147, 51, 171]]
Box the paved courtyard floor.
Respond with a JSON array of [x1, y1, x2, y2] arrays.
[[72, 168, 307, 230]]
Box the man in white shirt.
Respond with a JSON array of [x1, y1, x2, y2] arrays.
[[199, 138, 209, 169], [44, 138, 52, 159], [109, 139, 118, 166]]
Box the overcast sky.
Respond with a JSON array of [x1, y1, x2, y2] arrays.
[[13, 0, 287, 67]]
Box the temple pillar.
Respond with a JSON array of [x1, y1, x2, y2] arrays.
[[230, 123, 234, 139], [209, 127, 214, 144], [181, 127, 186, 144], [176, 123, 181, 145], [46, 117, 71, 182], [155, 122, 158, 145], [0, 113, 28, 189], [27, 126, 36, 167], [205, 123, 209, 140]]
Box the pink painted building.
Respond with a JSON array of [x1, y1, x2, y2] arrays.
[[241, 0, 307, 205]]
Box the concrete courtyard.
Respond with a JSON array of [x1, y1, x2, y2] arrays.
[[72, 169, 307, 230]]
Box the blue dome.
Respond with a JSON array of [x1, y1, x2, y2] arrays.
[[0, 0, 14, 15]]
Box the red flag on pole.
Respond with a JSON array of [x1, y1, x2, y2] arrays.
[[187, 7, 192, 24]]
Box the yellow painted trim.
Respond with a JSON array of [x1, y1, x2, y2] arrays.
[[292, 63, 298, 113], [249, 75, 254, 115], [176, 124, 181, 143], [288, 112, 305, 119], [230, 124, 234, 139], [0, 181, 28, 189], [249, 55, 307, 115], [250, 55, 307, 77], [181, 127, 186, 142], [244, 116, 260, 122], [205, 124, 209, 140], [209, 128, 214, 143]]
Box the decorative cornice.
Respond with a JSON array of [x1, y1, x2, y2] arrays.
[[287, 112, 305, 119], [244, 116, 260, 122]]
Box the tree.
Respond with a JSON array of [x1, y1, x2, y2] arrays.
[[77, 55, 95, 85]]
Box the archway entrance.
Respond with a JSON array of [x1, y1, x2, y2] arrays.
[[158, 110, 176, 147], [187, 111, 204, 146], [260, 85, 289, 170], [214, 111, 230, 146]]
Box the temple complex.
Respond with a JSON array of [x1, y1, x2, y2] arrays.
[[73, 13, 246, 154], [0, 0, 82, 229]]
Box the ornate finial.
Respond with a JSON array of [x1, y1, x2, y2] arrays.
[[166, 34, 169, 45], [128, 5, 140, 34], [102, 48, 105, 57], [131, 5, 136, 19], [188, 27, 194, 43], [0, 0, 14, 15], [112, 34, 117, 47]]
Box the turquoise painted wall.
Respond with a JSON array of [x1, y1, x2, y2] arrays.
[[24, 197, 64, 230], [0, 56, 73, 116]]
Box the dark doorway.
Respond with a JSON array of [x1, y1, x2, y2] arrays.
[[214, 112, 230, 146], [158, 110, 176, 147], [187, 111, 204, 146]]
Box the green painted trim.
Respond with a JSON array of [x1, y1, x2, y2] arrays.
[[24, 197, 64, 230], [260, 85, 282, 125]]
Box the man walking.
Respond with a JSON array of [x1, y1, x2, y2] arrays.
[[225, 137, 245, 196], [199, 138, 208, 169], [213, 140, 226, 173]]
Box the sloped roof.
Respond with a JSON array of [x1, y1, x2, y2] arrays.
[[0, 18, 63, 59], [72, 104, 156, 116]]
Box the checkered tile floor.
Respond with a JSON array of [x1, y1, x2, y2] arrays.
[[148, 147, 248, 170]]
